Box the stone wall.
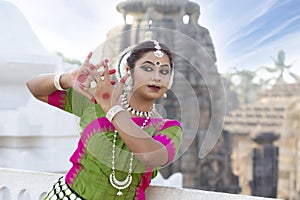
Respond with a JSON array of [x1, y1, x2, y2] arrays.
[[224, 83, 300, 199], [278, 97, 300, 199]]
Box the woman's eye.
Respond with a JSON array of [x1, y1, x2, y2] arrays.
[[160, 69, 170, 75], [141, 66, 153, 72]]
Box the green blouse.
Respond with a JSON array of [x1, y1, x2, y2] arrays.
[[47, 89, 182, 200]]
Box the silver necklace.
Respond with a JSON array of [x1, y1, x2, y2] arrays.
[[121, 94, 155, 117], [109, 95, 155, 196]]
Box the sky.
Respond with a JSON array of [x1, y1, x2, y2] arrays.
[[197, 0, 300, 75], [4, 0, 300, 74]]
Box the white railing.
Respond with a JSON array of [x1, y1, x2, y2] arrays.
[[0, 168, 281, 200]]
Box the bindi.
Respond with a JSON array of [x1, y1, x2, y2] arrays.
[[102, 92, 110, 100]]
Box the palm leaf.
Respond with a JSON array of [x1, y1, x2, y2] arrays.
[[285, 64, 292, 69], [257, 66, 278, 73], [277, 50, 286, 64], [289, 72, 300, 82], [263, 77, 274, 84]]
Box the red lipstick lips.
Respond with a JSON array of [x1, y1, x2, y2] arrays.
[[148, 85, 161, 91]]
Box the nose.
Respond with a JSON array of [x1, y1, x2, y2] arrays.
[[152, 69, 161, 82]]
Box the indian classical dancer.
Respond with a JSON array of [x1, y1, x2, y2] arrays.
[[27, 30, 182, 199]]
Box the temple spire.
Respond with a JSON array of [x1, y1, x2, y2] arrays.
[[116, 0, 200, 24]]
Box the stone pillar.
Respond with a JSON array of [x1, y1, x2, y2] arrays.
[[250, 132, 280, 198]]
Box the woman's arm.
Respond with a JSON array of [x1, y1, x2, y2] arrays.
[[112, 111, 169, 167], [26, 73, 73, 103], [26, 52, 111, 103]]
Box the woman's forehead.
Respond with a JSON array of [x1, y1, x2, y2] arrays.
[[136, 51, 170, 65]]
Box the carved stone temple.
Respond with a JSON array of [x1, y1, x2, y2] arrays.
[[99, 0, 240, 192], [224, 83, 300, 199]]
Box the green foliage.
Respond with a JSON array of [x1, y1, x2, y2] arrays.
[[224, 67, 261, 104], [55, 51, 82, 66], [256, 49, 299, 84], [225, 50, 299, 104]]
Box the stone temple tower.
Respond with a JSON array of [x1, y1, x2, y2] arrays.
[[101, 0, 235, 191]]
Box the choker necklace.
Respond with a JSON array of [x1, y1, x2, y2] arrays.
[[109, 94, 155, 196], [121, 94, 155, 117]]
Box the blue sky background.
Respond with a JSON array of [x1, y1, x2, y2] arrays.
[[197, 0, 300, 74], [4, 0, 300, 75]]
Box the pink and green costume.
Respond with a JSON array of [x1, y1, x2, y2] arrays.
[[44, 89, 182, 200]]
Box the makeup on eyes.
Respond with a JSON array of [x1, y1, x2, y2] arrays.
[[140, 65, 170, 75], [138, 60, 171, 75]]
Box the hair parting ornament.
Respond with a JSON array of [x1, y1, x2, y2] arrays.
[[145, 20, 164, 58], [112, 20, 174, 89], [153, 40, 164, 58]]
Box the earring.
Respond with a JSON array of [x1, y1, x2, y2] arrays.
[[125, 71, 133, 93], [162, 93, 167, 98], [168, 69, 174, 89]]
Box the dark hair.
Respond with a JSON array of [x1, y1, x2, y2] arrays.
[[127, 41, 173, 70]]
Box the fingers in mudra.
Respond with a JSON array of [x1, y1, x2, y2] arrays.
[[72, 52, 96, 98], [89, 63, 96, 70], [87, 68, 116, 89], [81, 53, 107, 82], [74, 81, 93, 100], [75, 75, 93, 91], [92, 60, 116, 84], [76, 54, 118, 102]]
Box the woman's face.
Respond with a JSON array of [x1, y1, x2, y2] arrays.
[[131, 51, 171, 100]]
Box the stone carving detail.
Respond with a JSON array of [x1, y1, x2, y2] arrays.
[[223, 83, 300, 199], [198, 131, 241, 193], [250, 132, 279, 198]]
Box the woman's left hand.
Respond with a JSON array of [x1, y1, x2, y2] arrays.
[[94, 59, 128, 113]]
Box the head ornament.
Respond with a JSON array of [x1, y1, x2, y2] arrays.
[[112, 20, 174, 89]]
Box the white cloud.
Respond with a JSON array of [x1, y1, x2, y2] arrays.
[[247, 0, 277, 24], [248, 15, 300, 51], [195, 0, 300, 76], [217, 30, 300, 73], [4, 0, 124, 60], [3, 0, 300, 77]]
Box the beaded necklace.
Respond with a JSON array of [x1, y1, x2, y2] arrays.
[[109, 95, 155, 196]]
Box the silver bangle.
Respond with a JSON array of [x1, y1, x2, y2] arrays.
[[54, 73, 67, 91], [106, 105, 125, 122]]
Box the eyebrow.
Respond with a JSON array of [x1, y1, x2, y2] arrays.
[[140, 61, 170, 68]]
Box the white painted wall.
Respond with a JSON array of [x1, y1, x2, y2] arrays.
[[0, 1, 80, 173], [0, 168, 281, 200]]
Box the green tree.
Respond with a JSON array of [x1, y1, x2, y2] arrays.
[[224, 67, 261, 104], [256, 49, 299, 85], [55, 51, 82, 66], [225, 50, 299, 104]]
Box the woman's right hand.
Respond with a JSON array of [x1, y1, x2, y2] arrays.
[[68, 52, 116, 102]]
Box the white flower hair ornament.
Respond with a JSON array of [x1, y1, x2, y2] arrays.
[[109, 44, 135, 81], [168, 65, 174, 89], [112, 43, 174, 89], [111, 21, 174, 89]]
